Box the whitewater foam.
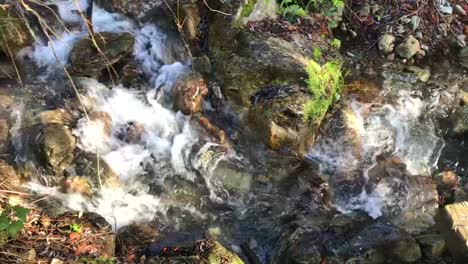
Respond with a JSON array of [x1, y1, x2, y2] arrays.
[[309, 86, 444, 218]]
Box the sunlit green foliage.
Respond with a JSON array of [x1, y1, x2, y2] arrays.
[[279, 0, 344, 22], [304, 60, 343, 122], [0, 205, 30, 239]]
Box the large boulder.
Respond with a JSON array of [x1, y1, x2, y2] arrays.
[[212, 31, 309, 107], [69, 32, 135, 78], [211, 30, 332, 155]]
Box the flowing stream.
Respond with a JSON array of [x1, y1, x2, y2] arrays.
[[5, 1, 467, 262]]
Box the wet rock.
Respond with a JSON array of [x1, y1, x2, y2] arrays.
[[405, 66, 431, 82], [247, 85, 313, 155], [73, 152, 121, 189], [173, 73, 208, 115], [192, 55, 211, 74], [460, 47, 468, 70], [271, 228, 323, 264], [450, 106, 468, 137], [95, 0, 164, 19], [212, 31, 309, 107], [331, 211, 373, 235], [435, 170, 459, 190], [345, 249, 385, 264], [118, 222, 159, 250], [388, 236, 422, 263], [108, 58, 146, 87], [0, 58, 17, 80], [197, 240, 244, 264], [0, 160, 22, 188], [39, 109, 74, 126], [69, 32, 135, 78], [211, 160, 252, 193], [378, 34, 396, 53], [396, 35, 421, 59], [39, 124, 76, 173], [415, 234, 446, 258], [0, 119, 10, 154]]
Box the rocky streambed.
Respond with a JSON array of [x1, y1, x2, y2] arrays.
[[0, 0, 466, 263]]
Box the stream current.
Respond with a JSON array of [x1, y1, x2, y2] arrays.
[[5, 1, 467, 262]]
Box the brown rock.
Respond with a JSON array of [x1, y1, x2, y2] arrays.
[[173, 73, 208, 115], [39, 109, 74, 126], [0, 159, 21, 187], [0, 119, 10, 154], [436, 171, 459, 190]]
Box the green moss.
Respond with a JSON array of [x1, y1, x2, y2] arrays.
[[304, 60, 343, 122], [240, 0, 257, 18]]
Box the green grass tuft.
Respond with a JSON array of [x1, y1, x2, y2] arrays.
[[304, 60, 343, 122], [240, 0, 257, 18]]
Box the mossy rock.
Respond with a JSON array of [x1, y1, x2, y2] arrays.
[[199, 240, 244, 264], [0, 8, 32, 56]]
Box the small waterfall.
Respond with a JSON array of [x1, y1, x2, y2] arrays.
[[308, 79, 445, 219]]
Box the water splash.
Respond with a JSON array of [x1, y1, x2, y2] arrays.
[[19, 3, 214, 229], [308, 83, 444, 218]]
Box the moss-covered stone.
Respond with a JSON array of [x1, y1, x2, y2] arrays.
[[0, 8, 32, 56]]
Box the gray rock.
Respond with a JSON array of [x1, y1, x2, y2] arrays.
[[439, 5, 453, 14], [460, 47, 468, 69], [415, 234, 446, 258], [411, 16, 421, 30], [388, 236, 422, 263], [378, 34, 396, 53], [192, 55, 211, 74], [455, 5, 467, 16], [396, 35, 421, 59], [457, 34, 466, 47]]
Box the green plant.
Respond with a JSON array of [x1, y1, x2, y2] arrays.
[[303, 60, 343, 122], [313, 48, 322, 60], [279, 0, 307, 20], [331, 38, 341, 49], [240, 0, 257, 18], [70, 223, 81, 233], [0, 205, 30, 238]]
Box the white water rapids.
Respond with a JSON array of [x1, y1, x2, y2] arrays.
[[16, 2, 216, 229], [308, 78, 445, 219]]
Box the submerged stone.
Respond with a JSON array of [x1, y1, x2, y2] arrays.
[[415, 234, 446, 258]]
